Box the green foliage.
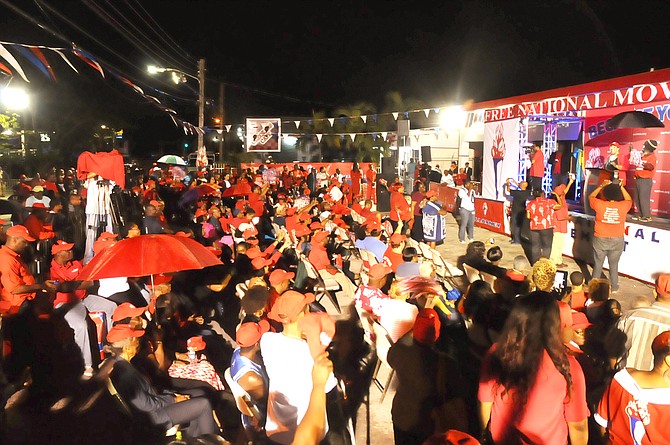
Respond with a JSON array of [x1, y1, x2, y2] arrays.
[[0, 113, 21, 152]]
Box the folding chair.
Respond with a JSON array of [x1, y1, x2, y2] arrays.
[[300, 257, 342, 313], [224, 368, 265, 443], [418, 242, 434, 260], [462, 263, 482, 284], [371, 321, 395, 402], [479, 270, 497, 289]]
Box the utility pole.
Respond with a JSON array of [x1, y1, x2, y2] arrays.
[[218, 82, 225, 164], [197, 58, 206, 154]]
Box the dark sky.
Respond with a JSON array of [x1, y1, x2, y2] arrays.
[[2, 0, 670, 154]]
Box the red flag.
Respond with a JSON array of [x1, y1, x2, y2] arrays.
[[29, 48, 56, 80], [0, 62, 11, 76], [73, 51, 104, 78]]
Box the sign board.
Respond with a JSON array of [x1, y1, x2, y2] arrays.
[[246, 118, 281, 152]]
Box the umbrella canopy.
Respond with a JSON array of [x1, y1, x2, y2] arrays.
[[584, 127, 661, 147], [606, 111, 664, 129], [78, 234, 222, 280], [221, 181, 252, 197], [157, 154, 188, 166]]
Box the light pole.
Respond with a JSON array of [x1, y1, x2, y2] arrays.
[[148, 58, 206, 152]]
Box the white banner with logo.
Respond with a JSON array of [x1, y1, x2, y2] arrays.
[[483, 118, 520, 201], [562, 215, 670, 284]]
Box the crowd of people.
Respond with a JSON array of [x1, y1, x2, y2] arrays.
[[0, 159, 668, 445]]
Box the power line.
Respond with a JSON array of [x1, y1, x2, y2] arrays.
[[124, 0, 196, 67], [82, 0, 191, 72]]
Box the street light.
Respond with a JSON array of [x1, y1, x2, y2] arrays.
[[1, 86, 29, 111], [147, 59, 206, 153]]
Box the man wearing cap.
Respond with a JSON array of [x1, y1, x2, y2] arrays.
[[354, 263, 393, 315], [51, 239, 117, 372], [632, 139, 658, 222], [309, 230, 357, 304], [618, 273, 670, 371], [22, 202, 54, 240], [25, 185, 51, 209], [261, 291, 337, 444], [106, 325, 220, 438], [269, 268, 295, 311], [0, 225, 57, 312], [230, 320, 270, 431], [383, 234, 406, 273], [421, 190, 448, 248], [355, 222, 387, 263]]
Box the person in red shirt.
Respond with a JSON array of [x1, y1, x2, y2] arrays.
[[589, 180, 632, 292], [389, 183, 412, 235], [526, 189, 557, 264], [633, 139, 658, 222], [529, 141, 545, 193], [383, 234, 405, 272], [308, 230, 356, 307], [595, 331, 670, 445], [479, 292, 589, 445], [365, 163, 377, 203], [550, 174, 575, 267], [350, 163, 362, 202], [0, 225, 56, 313]]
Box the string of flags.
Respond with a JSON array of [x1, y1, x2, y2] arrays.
[[0, 40, 202, 135], [280, 127, 449, 143]]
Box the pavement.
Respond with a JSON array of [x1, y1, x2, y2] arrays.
[[354, 214, 655, 444]]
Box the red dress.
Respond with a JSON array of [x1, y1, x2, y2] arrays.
[[350, 170, 362, 199], [390, 191, 411, 222]]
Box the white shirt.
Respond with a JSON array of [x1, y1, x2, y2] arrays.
[[458, 187, 476, 211], [260, 332, 337, 444], [26, 195, 51, 208], [441, 173, 455, 187]]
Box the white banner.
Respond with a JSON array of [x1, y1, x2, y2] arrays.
[[483, 118, 520, 200], [246, 118, 281, 152], [562, 215, 670, 284]]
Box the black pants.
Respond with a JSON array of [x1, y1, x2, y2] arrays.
[[528, 228, 553, 264], [165, 387, 219, 437]]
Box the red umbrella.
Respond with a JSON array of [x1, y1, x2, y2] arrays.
[[584, 127, 661, 147], [78, 234, 222, 280], [221, 181, 252, 197], [197, 184, 221, 197]]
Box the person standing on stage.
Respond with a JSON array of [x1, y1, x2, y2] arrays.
[[589, 180, 632, 292], [457, 180, 476, 244], [548, 143, 571, 187], [528, 141, 545, 193], [633, 139, 658, 222]]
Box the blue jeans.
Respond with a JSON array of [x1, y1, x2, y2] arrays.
[[592, 236, 624, 289], [458, 209, 474, 242]]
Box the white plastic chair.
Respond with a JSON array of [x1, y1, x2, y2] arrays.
[[371, 321, 395, 402], [479, 270, 497, 289], [462, 263, 482, 283], [224, 368, 263, 423]]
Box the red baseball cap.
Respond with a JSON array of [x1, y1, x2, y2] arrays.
[[252, 257, 272, 270], [51, 240, 74, 255], [286, 207, 297, 216], [187, 336, 206, 351], [299, 213, 312, 222], [571, 311, 592, 329], [309, 221, 323, 231], [368, 263, 392, 280], [655, 273, 670, 297], [93, 238, 115, 256], [245, 246, 263, 259], [243, 228, 259, 239], [148, 273, 172, 287], [107, 325, 144, 343], [389, 234, 406, 244], [236, 320, 270, 347], [112, 302, 147, 322], [366, 221, 382, 232], [269, 269, 295, 285], [426, 190, 438, 198], [6, 225, 35, 241], [294, 224, 311, 237], [195, 209, 208, 219], [97, 232, 117, 241], [311, 231, 329, 244], [268, 290, 315, 323], [298, 312, 336, 359]]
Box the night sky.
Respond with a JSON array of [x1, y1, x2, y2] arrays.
[[2, 0, 670, 156]]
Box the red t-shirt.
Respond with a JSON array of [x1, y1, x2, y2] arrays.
[[51, 259, 86, 306], [383, 247, 403, 273], [308, 244, 331, 271], [526, 197, 555, 231], [596, 369, 670, 445], [530, 149, 545, 178], [635, 153, 657, 179], [570, 289, 586, 311], [479, 350, 589, 445], [590, 198, 632, 238], [554, 196, 569, 234], [390, 191, 411, 221]]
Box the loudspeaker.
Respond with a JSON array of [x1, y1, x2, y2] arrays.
[[381, 156, 395, 175], [421, 146, 432, 162]]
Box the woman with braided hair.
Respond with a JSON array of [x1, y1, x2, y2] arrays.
[[478, 292, 589, 445]]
